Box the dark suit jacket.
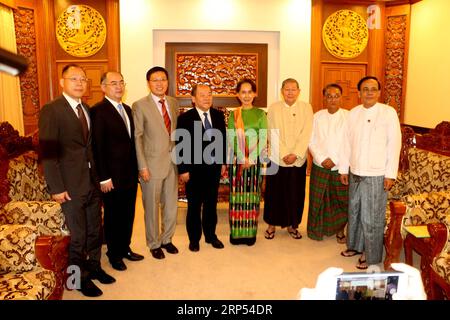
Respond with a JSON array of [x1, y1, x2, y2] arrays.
[[91, 98, 138, 189], [38, 95, 97, 196], [176, 107, 226, 177]]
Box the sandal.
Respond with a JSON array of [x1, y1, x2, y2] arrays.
[[264, 229, 275, 240], [336, 233, 346, 244], [356, 257, 368, 270], [340, 249, 362, 257], [288, 228, 302, 239]]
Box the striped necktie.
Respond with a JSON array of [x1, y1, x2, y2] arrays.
[[159, 99, 171, 134]]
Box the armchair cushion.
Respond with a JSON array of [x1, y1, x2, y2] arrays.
[[6, 151, 51, 202], [1, 201, 68, 236], [0, 268, 56, 300], [0, 225, 37, 273], [401, 191, 450, 238], [403, 148, 450, 195]]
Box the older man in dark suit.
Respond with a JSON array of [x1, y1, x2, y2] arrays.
[[39, 64, 115, 297], [176, 84, 227, 252], [91, 71, 144, 272]]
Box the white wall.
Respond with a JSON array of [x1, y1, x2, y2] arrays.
[[405, 0, 450, 128], [120, 0, 311, 106]]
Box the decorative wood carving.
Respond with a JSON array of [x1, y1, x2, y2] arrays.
[[35, 235, 70, 300], [0, 122, 33, 206], [322, 9, 369, 59], [383, 15, 407, 118], [13, 6, 40, 135], [55, 4, 107, 58], [166, 43, 268, 108], [415, 121, 450, 156], [175, 53, 258, 97]]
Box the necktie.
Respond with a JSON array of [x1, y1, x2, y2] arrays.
[[203, 112, 212, 138], [76, 104, 89, 143], [203, 112, 215, 163], [117, 104, 130, 137], [159, 99, 171, 134]]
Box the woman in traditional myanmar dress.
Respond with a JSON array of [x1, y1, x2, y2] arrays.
[[227, 79, 268, 246]]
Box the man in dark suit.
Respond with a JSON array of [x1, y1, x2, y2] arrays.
[[176, 84, 227, 252], [39, 64, 115, 297], [91, 71, 144, 272]]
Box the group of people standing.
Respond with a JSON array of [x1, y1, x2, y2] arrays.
[[38, 62, 401, 298]]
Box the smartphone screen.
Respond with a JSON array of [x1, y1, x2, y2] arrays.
[[336, 272, 402, 300]]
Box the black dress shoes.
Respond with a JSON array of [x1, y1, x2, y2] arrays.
[[161, 242, 179, 254], [189, 242, 200, 252], [124, 251, 145, 261], [150, 247, 165, 259], [206, 238, 224, 249], [90, 268, 116, 284], [78, 279, 103, 297], [110, 259, 127, 271]]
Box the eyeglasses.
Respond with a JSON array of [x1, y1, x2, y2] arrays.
[[104, 81, 126, 87], [361, 87, 379, 93], [149, 78, 168, 83], [64, 77, 88, 83]]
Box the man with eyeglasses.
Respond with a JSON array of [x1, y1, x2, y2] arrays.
[[339, 76, 401, 270], [90, 71, 144, 272], [39, 64, 115, 297], [307, 83, 348, 244], [132, 66, 179, 260]]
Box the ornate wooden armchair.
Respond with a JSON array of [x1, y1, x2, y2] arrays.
[[383, 121, 450, 298], [428, 222, 450, 299], [0, 122, 70, 300]]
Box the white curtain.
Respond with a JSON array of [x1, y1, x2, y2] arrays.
[[0, 3, 24, 135]]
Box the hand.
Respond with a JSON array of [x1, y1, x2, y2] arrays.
[[297, 267, 344, 300], [100, 180, 114, 193], [384, 178, 395, 191], [51, 191, 71, 204], [139, 168, 151, 182], [390, 263, 427, 300], [282, 154, 298, 165], [179, 172, 190, 183], [340, 174, 349, 185], [321, 158, 335, 170]]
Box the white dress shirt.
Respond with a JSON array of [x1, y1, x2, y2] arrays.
[[267, 99, 313, 167], [63, 92, 90, 129], [309, 108, 348, 171], [338, 103, 402, 179], [105, 96, 130, 137], [151, 93, 172, 121]]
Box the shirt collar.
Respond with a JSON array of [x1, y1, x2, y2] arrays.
[[105, 96, 122, 109], [63, 92, 82, 110], [151, 93, 166, 106]]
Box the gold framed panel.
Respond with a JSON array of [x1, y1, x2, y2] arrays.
[[166, 43, 268, 108]]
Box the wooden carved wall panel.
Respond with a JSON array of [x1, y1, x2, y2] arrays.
[[13, 7, 40, 135], [166, 43, 268, 108], [175, 53, 258, 97], [384, 15, 407, 118]]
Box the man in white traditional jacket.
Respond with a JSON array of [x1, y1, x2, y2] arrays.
[[307, 83, 349, 243], [263, 78, 313, 240], [339, 76, 401, 270]]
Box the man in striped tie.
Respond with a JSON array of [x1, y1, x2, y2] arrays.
[[133, 67, 180, 260]]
